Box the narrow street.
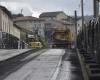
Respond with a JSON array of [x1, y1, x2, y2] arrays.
[[0, 49, 83, 80], [0, 49, 64, 80], [0, 0, 100, 80]]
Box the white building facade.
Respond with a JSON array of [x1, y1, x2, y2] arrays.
[[0, 6, 22, 48], [0, 6, 13, 35]]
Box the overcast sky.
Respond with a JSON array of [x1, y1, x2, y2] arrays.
[[0, 0, 93, 17]]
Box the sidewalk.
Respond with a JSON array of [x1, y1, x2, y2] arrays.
[[56, 49, 83, 80], [0, 49, 31, 61]]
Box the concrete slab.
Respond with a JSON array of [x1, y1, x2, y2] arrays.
[[0, 49, 31, 61]]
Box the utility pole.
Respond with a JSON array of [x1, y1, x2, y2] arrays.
[[81, 0, 84, 48], [94, 0, 99, 18], [81, 0, 84, 32], [75, 10, 77, 48]]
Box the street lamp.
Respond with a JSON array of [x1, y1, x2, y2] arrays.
[[74, 10, 77, 48], [81, 0, 85, 49]]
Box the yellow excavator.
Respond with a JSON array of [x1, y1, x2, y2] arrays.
[[52, 27, 72, 48], [28, 35, 42, 48]]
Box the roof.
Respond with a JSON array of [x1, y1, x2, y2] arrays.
[[77, 16, 94, 22], [14, 23, 33, 34], [0, 5, 12, 18], [45, 20, 74, 25], [14, 16, 45, 22], [84, 16, 94, 22], [12, 14, 24, 18], [39, 11, 64, 18]]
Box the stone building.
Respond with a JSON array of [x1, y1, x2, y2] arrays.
[[39, 11, 76, 48], [39, 11, 68, 21], [14, 16, 46, 46]]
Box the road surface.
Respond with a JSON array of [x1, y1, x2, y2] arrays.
[[0, 49, 64, 80], [0, 49, 83, 80]]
